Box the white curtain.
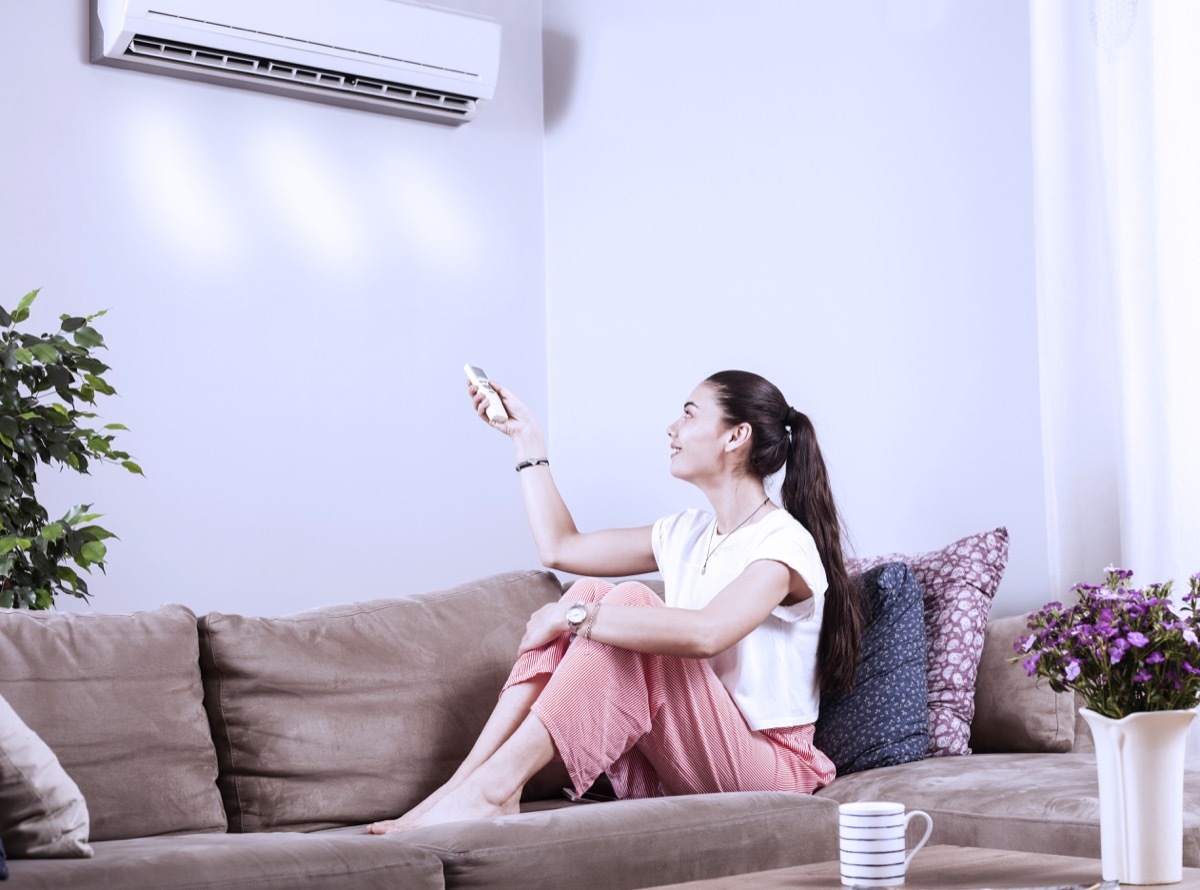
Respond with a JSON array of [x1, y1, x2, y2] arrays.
[[1031, 0, 1200, 595]]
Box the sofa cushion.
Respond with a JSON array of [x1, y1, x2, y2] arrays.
[[815, 563, 928, 774], [401, 791, 839, 890], [848, 527, 1009, 756], [816, 752, 1200, 869], [970, 613, 1075, 753], [0, 829, 446, 890], [0, 692, 92, 858], [0, 605, 227, 841], [199, 570, 564, 832]]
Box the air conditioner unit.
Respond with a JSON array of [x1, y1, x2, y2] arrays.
[[90, 0, 501, 125]]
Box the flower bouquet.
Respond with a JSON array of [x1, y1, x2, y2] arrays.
[[1016, 566, 1200, 718], [1017, 566, 1200, 884]]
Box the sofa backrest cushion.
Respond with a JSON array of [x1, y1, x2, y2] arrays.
[[969, 613, 1075, 753], [198, 569, 564, 832], [815, 562, 930, 775], [0, 605, 227, 841]]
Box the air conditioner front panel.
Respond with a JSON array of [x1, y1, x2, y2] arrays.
[[92, 0, 501, 123]]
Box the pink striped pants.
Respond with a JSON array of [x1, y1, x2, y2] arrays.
[[502, 579, 836, 800]]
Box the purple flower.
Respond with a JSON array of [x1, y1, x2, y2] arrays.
[[1021, 654, 1040, 675], [1145, 651, 1166, 665], [1064, 659, 1082, 682], [1184, 662, 1200, 676], [1133, 669, 1153, 682], [1126, 631, 1149, 647]]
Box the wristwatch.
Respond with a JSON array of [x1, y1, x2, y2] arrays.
[[565, 602, 588, 634]]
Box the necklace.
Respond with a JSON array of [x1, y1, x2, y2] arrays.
[[701, 496, 771, 575]]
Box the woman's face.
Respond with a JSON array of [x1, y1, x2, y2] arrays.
[[666, 382, 734, 482]]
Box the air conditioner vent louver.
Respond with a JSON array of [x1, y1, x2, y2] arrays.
[[127, 35, 474, 116]]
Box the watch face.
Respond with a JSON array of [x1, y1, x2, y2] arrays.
[[566, 604, 587, 627]]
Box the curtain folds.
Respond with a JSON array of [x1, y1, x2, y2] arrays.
[[1031, 0, 1200, 593]]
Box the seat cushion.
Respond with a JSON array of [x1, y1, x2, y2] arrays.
[[400, 791, 839, 890], [0, 829, 446, 889], [815, 562, 928, 774], [0, 605, 226, 841], [199, 570, 564, 832], [817, 752, 1200, 868]]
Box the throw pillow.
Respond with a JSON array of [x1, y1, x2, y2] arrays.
[[848, 527, 1009, 757], [1, 833, 7, 880], [0, 693, 92, 859], [815, 562, 929, 775], [969, 613, 1075, 753]]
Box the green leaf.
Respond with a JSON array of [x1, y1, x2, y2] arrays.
[[84, 374, 116, 396], [59, 316, 86, 332], [0, 536, 31, 554], [40, 522, 63, 542], [30, 343, 58, 363], [14, 348, 33, 365], [103, 423, 129, 431], [0, 307, 11, 328], [121, 460, 144, 476], [87, 436, 112, 455], [72, 326, 105, 349], [0, 417, 17, 440], [12, 289, 39, 323], [80, 541, 107, 563], [79, 525, 116, 542]]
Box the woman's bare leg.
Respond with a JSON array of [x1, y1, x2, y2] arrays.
[[368, 674, 548, 833], [373, 710, 556, 832]]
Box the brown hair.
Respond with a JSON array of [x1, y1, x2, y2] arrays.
[[705, 370, 862, 693]]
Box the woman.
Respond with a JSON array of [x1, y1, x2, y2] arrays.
[[370, 370, 861, 833]]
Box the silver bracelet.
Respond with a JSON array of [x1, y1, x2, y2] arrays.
[[515, 458, 550, 472]]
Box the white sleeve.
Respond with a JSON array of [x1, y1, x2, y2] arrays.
[[745, 522, 828, 624]]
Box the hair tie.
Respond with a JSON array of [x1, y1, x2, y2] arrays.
[[784, 406, 802, 431]]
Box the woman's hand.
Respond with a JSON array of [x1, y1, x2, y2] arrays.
[[467, 379, 541, 446], [518, 600, 569, 654]]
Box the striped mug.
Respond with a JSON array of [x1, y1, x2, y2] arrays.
[[839, 801, 933, 888]]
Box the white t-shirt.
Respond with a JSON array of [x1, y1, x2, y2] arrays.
[[651, 507, 828, 731]]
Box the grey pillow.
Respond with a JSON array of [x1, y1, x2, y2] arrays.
[[814, 563, 929, 775]]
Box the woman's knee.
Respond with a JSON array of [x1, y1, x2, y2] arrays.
[[560, 577, 613, 604], [604, 581, 664, 608]]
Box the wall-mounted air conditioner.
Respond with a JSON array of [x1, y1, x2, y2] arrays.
[[90, 0, 502, 125]]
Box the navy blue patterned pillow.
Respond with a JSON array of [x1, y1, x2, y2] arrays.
[[814, 562, 929, 775], [1, 832, 7, 880]]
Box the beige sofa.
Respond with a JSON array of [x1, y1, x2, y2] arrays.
[[1, 569, 1198, 889]]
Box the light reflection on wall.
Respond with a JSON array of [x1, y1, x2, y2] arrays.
[[246, 123, 370, 275], [376, 157, 485, 283], [121, 104, 246, 266]]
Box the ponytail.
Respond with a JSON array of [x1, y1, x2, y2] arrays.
[[782, 412, 862, 693], [706, 371, 863, 693]]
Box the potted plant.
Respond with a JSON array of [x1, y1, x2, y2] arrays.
[[0, 289, 142, 609], [1017, 566, 1200, 885]]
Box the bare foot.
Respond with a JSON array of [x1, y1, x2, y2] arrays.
[[373, 781, 518, 833], [368, 777, 465, 835]]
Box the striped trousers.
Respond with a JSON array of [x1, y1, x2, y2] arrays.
[[502, 579, 836, 800]]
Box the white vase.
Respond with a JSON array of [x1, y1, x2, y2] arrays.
[[1081, 707, 1198, 885]]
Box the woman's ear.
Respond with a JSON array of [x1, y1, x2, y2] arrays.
[[724, 422, 752, 453]]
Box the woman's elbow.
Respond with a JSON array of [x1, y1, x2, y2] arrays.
[[686, 624, 727, 659]]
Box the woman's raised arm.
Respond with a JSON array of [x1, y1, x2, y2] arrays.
[[469, 380, 657, 578]]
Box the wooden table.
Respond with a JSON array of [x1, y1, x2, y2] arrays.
[[649, 845, 1200, 889]]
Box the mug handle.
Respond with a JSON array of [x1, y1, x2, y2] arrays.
[[903, 810, 933, 869]]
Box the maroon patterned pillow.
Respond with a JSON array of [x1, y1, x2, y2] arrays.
[[848, 527, 1009, 757]]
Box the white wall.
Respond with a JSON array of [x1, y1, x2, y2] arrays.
[[541, 0, 1051, 616], [0, 1, 548, 615], [2, 2, 1052, 619]]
